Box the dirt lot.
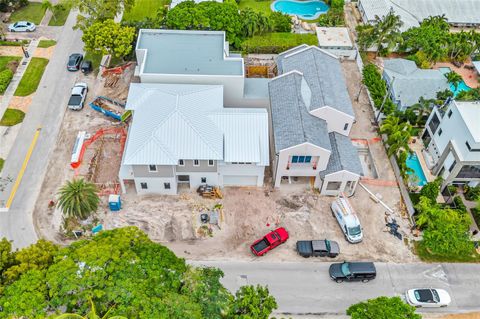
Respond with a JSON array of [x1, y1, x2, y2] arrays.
[[34, 59, 416, 263]]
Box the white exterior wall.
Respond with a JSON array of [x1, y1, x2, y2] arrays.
[[309, 106, 355, 136], [139, 73, 246, 108], [183, 172, 219, 189], [274, 143, 331, 187], [134, 177, 177, 195], [218, 163, 265, 187], [319, 171, 360, 196]]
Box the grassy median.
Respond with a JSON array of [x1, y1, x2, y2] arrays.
[[0, 109, 25, 126], [14, 57, 49, 97]]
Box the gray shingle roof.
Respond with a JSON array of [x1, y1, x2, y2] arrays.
[[320, 132, 364, 177], [383, 58, 450, 107], [269, 72, 331, 153], [276, 46, 355, 117]]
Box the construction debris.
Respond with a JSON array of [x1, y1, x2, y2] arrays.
[[197, 185, 223, 199]]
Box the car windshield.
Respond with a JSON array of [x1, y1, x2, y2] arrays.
[[348, 225, 361, 236], [341, 263, 351, 276]]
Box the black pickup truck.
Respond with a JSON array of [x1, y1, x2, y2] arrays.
[[296, 239, 340, 258]]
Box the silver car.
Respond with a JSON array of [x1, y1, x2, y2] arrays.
[[8, 21, 36, 32]]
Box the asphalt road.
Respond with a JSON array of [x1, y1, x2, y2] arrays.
[[0, 11, 83, 248], [190, 261, 480, 316]]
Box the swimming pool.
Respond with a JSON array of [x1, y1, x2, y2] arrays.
[[271, 0, 329, 20], [438, 67, 472, 96], [406, 153, 428, 186]]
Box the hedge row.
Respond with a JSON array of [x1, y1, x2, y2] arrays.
[[0, 69, 14, 94], [241, 32, 318, 54], [362, 64, 396, 115]]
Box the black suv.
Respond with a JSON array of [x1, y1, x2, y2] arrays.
[[329, 261, 376, 283]]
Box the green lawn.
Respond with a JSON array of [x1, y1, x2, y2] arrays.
[[0, 158, 4, 173], [122, 0, 170, 22], [0, 56, 21, 72], [414, 241, 480, 263], [14, 58, 49, 97], [0, 40, 30, 46], [0, 109, 25, 126], [48, 3, 72, 26], [241, 32, 318, 54], [10, 2, 46, 25], [238, 0, 272, 14], [37, 40, 57, 48]]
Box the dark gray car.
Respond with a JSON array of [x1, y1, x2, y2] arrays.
[[296, 239, 340, 258], [329, 261, 376, 283]]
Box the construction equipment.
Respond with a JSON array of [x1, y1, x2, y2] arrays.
[[70, 127, 127, 169], [197, 185, 223, 199], [89, 96, 131, 122], [101, 62, 133, 77]]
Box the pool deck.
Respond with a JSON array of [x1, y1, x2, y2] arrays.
[[409, 140, 435, 183], [432, 62, 479, 89]]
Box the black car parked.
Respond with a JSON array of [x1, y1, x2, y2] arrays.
[[67, 53, 83, 71], [296, 239, 340, 258], [329, 261, 376, 283]]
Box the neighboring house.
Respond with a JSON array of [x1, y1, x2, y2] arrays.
[[119, 83, 269, 194], [269, 45, 363, 196], [316, 27, 356, 60], [422, 100, 480, 190], [358, 0, 480, 31], [135, 29, 269, 108], [383, 59, 450, 111]]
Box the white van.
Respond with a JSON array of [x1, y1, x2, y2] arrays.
[[331, 196, 363, 243]]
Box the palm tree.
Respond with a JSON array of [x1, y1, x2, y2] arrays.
[[411, 96, 434, 124], [371, 9, 403, 57], [380, 115, 412, 157], [42, 0, 57, 22], [57, 178, 99, 220], [445, 71, 463, 90], [55, 298, 127, 319]]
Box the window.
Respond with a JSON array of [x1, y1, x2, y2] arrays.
[[438, 128, 442, 136], [231, 162, 252, 164], [326, 181, 342, 190], [164, 182, 171, 189], [457, 165, 480, 178], [291, 156, 312, 163], [148, 165, 157, 172], [193, 160, 200, 166], [140, 182, 148, 189], [178, 159, 184, 166], [201, 177, 207, 183], [208, 160, 214, 166], [343, 123, 349, 131], [466, 141, 480, 152], [447, 109, 453, 118], [448, 160, 456, 172], [428, 113, 440, 134]]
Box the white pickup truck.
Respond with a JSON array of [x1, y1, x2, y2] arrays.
[[68, 82, 88, 110]]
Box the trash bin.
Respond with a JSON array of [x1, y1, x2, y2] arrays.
[[108, 194, 121, 211]]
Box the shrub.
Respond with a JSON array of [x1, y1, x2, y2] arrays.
[[447, 185, 458, 195], [419, 177, 442, 204], [407, 51, 431, 69], [465, 186, 480, 201], [453, 196, 467, 212], [472, 207, 480, 228], [362, 64, 396, 115], [269, 12, 291, 32], [0, 69, 14, 94]]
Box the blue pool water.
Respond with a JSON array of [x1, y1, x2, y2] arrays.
[[406, 153, 428, 186], [438, 67, 472, 96], [271, 0, 329, 20]]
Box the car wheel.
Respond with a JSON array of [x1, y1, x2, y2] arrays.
[[335, 279, 343, 283], [440, 305, 447, 308], [362, 279, 369, 283]]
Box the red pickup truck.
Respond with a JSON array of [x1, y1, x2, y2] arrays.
[[250, 227, 289, 256]]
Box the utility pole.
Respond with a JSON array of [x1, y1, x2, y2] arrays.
[[375, 76, 395, 124]]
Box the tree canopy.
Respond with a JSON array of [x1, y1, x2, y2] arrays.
[[82, 20, 136, 58], [66, 0, 136, 29], [347, 296, 421, 319], [0, 227, 277, 318]]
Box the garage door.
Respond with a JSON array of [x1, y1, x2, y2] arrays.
[[223, 175, 258, 186]]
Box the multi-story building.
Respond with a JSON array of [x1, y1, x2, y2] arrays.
[[422, 100, 480, 189], [119, 84, 269, 194]]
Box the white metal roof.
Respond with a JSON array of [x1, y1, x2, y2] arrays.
[[316, 27, 353, 48], [359, 0, 480, 30], [123, 83, 269, 165], [455, 101, 480, 142], [473, 61, 480, 74]]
